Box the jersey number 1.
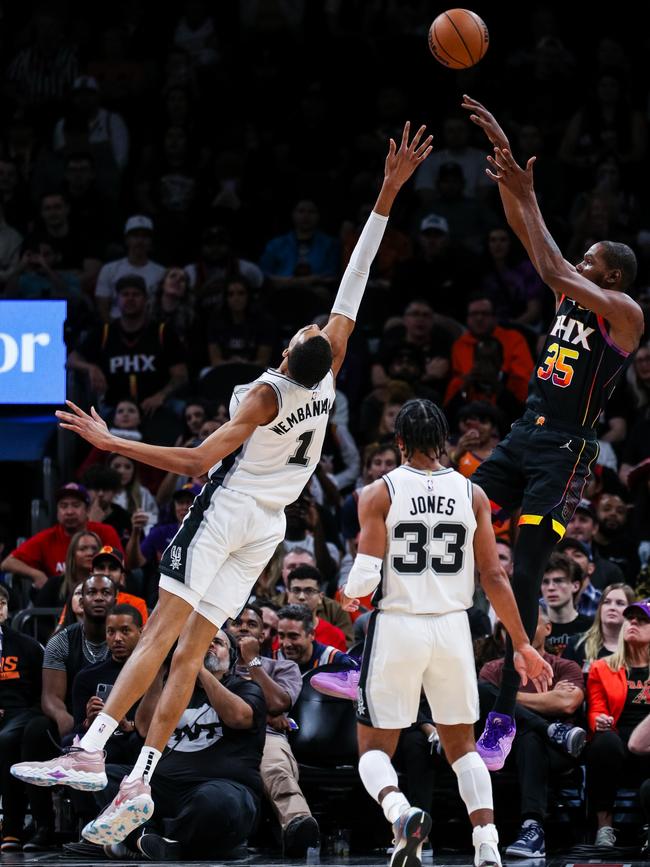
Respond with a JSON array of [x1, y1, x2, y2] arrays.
[[287, 430, 315, 466], [392, 521, 467, 575]]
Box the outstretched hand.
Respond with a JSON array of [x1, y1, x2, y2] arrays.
[[384, 121, 433, 187], [55, 400, 113, 450], [486, 146, 536, 198], [461, 95, 510, 151], [513, 643, 553, 692]]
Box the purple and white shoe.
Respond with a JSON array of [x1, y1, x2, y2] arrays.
[[310, 669, 360, 701], [476, 712, 516, 771]]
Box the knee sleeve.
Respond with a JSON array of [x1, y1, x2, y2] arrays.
[[452, 751, 493, 814]]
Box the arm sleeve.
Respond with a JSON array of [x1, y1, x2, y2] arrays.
[[43, 630, 70, 672], [331, 211, 388, 321]]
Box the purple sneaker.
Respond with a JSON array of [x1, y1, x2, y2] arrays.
[[476, 712, 516, 771], [310, 669, 360, 701], [11, 736, 107, 791]]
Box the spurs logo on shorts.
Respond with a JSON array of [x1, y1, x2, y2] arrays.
[[169, 546, 183, 571]]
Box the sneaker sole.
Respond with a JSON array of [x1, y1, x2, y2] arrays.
[[82, 794, 154, 845], [11, 766, 107, 791], [567, 728, 586, 757], [310, 681, 357, 701], [505, 845, 545, 858], [390, 810, 432, 867]]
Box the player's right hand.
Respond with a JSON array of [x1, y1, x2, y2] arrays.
[[340, 588, 360, 612], [461, 95, 510, 151], [384, 121, 433, 188], [513, 643, 553, 692], [56, 401, 113, 450]]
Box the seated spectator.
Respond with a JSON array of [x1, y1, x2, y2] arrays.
[[94, 216, 165, 322], [541, 553, 593, 656], [77, 399, 144, 473], [83, 465, 132, 546], [585, 598, 650, 848], [341, 442, 400, 558], [0, 585, 44, 853], [0, 483, 121, 590], [91, 547, 147, 625], [149, 266, 195, 344], [556, 536, 602, 619], [445, 293, 534, 408], [593, 492, 640, 582], [479, 608, 586, 859], [379, 342, 442, 403], [58, 581, 84, 630], [283, 491, 340, 591], [173, 398, 208, 447], [227, 604, 320, 856], [95, 627, 266, 860], [62, 151, 117, 250], [34, 528, 101, 610], [127, 483, 200, 574], [276, 604, 356, 673], [447, 401, 500, 479], [260, 602, 280, 657], [359, 380, 414, 448], [108, 453, 158, 535], [207, 278, 276, 368], [565, 583, 635, 674], [71, 603, 142, 761], [286, 566, 348, 651], [259, 198, 339, 292], [415, 114, 491, 202], [565, 499, 625, 589], [14, 575, 116, 851], [70, 274, 189, 412], [479, 226, 545, 330]]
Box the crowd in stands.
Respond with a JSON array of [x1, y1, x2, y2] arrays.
[[2, 0, 650, 858]]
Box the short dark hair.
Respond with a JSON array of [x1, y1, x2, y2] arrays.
[[238, 602, 264, 625], [395, 399, 449, 461], [544, 552, 580, 583], [115, 274, 147, 295], [599, 241, 637, 291], [0, 584, 9, 603], [363, 441, 400, 470], [287, 565, 322, 588], [278, 603, 314, 633], [259, 600, 280, 613], [287, 335, 332, 386], [108, 603, 143, 628], [83, 574, 117, 595], [82, 464, 121, 492]]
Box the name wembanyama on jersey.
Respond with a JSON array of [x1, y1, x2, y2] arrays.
[[527, 295, 632, 429], [377, 466, 477, 615]]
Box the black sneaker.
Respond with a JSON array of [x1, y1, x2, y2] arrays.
[[23, 828, 56, 851], [136, 832, 183, 861], [283, 815, 320, 858], [62, 839, 107, 858], [505, 820, 545, 858], [547, 721, 586, 757]]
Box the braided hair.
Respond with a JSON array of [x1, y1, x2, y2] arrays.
[[394, 399, 449, 461]]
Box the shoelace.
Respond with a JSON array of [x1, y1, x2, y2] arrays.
[[548, 724, 569, 744], [480, 719, 503, 750], [518, 824, 541, 843]]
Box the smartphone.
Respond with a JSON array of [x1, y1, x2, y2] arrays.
[[287, 717, 299, 731], [96, 683, 113, 700]]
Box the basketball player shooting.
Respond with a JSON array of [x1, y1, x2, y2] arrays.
[[11, 121, 434, 845], [459, 95, 643, 769]]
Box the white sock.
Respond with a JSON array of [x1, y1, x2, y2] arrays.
[[79, 712, 118, 752], [358, 750, 410, 824], [452, 751, 494, 815], [126, 746, 162, 784]]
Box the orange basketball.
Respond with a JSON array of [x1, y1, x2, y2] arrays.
[[428, 9, 489, 69]]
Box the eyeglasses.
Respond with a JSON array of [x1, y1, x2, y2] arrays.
[[289, 587, 320, 597]]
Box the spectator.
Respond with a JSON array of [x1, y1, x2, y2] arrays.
[[127, 482, 200, 574], [58, 581, 85, 630], [95, 627, 266, 860], [94, 216, 165, 322], [445, 293, 534, 407], [34, 528, 101, 609], [71, 604, 143, 761], [359, 380, 414, 448], [593, 492, 640, 581], [565, 499, 625, 589], [565, 583, 635, 674], [585, 598, 650, 848], [341, 442, 400, 557], [16, 575, 116, 850], [0, 585, 44, 853], [90, 547, 148, 625], [283, 491, 339, 591], [286, 566, 348, 651], [62, 151, 117, 249], [83, 465, 132, 546], [541, 553, 593, 657], [447, 401, 501, 479], [108, 453, 158, 535], [260, 602, 280, 657], [207, 278, 276, 368], [150, 266, 194, 343], [479, 226, 545, 329], [479, 607, 586, 859], [227, 604, 320, 856], [173, 398, 208, 447], [276, 604, 356, 674], [415, 115, 491, 202], [0, 483, 121, 589], [259, 199, 339, 291], [70, 274, 189, 411], [556, 537, 602, 619]]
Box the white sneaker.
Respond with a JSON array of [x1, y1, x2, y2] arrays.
[[473, 824, 501, 867], [594, 825, 616, 848], [82, 776, 154, 845]]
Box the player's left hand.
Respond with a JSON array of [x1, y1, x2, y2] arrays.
[[486, 146, 536, 199], [384, 121, 433, 188], [56, 400, 113, 450], [513, 643, 553, 692]]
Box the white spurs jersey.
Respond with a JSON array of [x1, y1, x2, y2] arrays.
[[208, 368, 335, 510], [378, 466, 477, 615]]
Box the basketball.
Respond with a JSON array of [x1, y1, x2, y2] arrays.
[[428, 9, 489, 69]]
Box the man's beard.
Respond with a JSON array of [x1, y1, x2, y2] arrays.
[[204, 651, 229, 674]]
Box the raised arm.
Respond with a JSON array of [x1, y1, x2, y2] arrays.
[[56, 383, 279, 477], [324, 121, 433, 375], [488, 146, 644, 352]]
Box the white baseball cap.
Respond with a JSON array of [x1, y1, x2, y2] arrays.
[[420, 213, 449, 234], [124, 215, 154, 235]]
